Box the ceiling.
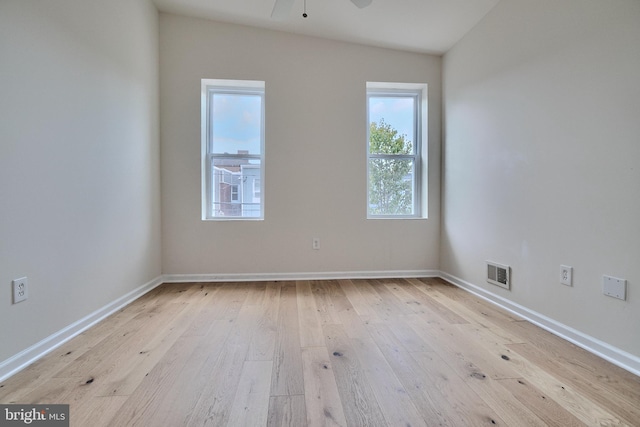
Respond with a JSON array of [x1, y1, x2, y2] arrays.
[[151, 0, 500, 55]]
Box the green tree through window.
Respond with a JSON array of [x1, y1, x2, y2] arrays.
[[368, 119, 414, 215]]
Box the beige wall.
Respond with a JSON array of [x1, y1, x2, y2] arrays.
[[0, 0, 161, 362], [160, 14, 442, 276], [442, 0, 640, 356]]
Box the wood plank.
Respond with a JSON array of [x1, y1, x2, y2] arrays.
[[105, 320, 232, 426], [401, 278, 472, 324], [318, 280, 354, 312], [322, 324, 387, 427], [382, 279, 435, 316], [337, 279, 375, 316], [270, 283, 304, 396], [180, 283, 224, 337], [246, 284, 280, 361], [496, 378, 585, 427], [186, 303, 261, 426], [455, 316, 526, 346], [336, 307, 370, 340], [368, 322, 505, 426], [227, 360, 273, 427], [5, 376, 78, 404], [505, 344, 633, 427], [417, 277, 523, 323], [296, 280, 325, 348], [217, 282, 251, 321], [347, 279, 385, 318], [267, 395, 306, 427], [454, 324, 626, 426], [0, 345, 90, 402], [403, 313, 523, 380], [348, 335, 427, 427], [244, 281, 268, 305], [384, 310, 434, 352], [72, 396, 128, 427], [96, 288, 219, 396], [310, 281, 343, 325], [412, 283, 524, 343], [416, 356, 549, 427], [408, 316, 592, 425], [366, 279, 415, 319], [301, 347, 348, 427], [502, 320, 640, 405], [507, 341, 640, 425], [52, 302, 188, 379]]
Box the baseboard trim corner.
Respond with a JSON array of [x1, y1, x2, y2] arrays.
[[0, 275, 164, 383], [439, 271, 640, 377]]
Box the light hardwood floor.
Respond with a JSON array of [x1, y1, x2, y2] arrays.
[[1, 278, 639, 426]]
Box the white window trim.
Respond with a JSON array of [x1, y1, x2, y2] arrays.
[[366, 82, 428, 219], [201, 79, 265, 220]]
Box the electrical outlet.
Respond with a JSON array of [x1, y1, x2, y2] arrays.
[[560, 265, 572, 286], [12, 277, 28, 304], [312, 237, 320, 250]]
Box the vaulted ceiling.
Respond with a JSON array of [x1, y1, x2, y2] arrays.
[[152, 0, 500, 54]]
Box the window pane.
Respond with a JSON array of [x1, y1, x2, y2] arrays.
[[211, 93, 262, 155], [211, 157, 262, 218], [368, 158, 414, 216], [368, 96, 415, 154]]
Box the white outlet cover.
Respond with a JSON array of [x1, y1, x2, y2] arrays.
[[12, 277, 28, 304], [560, 265, 572, 286], [603, 275, 626, 301]]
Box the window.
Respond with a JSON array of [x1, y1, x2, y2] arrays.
[[202, 79, 265, 219], [366, 82, 427, 218], [253, 178, 261, 202]]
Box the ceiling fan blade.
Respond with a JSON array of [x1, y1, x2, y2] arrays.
[[271, 0, 295, 19], [350, 0, 372, 8]]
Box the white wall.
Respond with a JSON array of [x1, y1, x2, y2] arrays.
[[442, 0, 640, 356], [0, 0, 161, 362], [160, 14, 441, 276]]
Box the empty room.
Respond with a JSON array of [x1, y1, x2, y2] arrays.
[[1, 0, 639, 425]]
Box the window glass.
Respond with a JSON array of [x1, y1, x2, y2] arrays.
[[367, 84, 426, 218], [202, 80, 265, 220]]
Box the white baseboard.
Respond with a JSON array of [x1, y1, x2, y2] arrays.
[[162, 269, 440, 283], [440, 271, 640, 377], [0, 276, 164, 383]]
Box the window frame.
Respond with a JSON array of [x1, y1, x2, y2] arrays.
[[201, 79, 265, 220], [230, 184, 239, 202], [366, 82, 428, 219]]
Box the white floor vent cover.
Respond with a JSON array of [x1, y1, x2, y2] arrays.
[[487, 261, 510, 290]]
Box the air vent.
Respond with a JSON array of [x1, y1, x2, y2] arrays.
[[487, 261, 510, 290]]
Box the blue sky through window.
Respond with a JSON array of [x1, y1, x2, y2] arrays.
[[369, 96, 414, 144], [211, 93, 262, 155]]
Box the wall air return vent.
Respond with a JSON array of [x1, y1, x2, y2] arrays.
[[486, 261, 510, 290]]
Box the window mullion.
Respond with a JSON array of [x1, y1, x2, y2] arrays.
[[368, 154, 417, 161], [211, 153, 262, 160]]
